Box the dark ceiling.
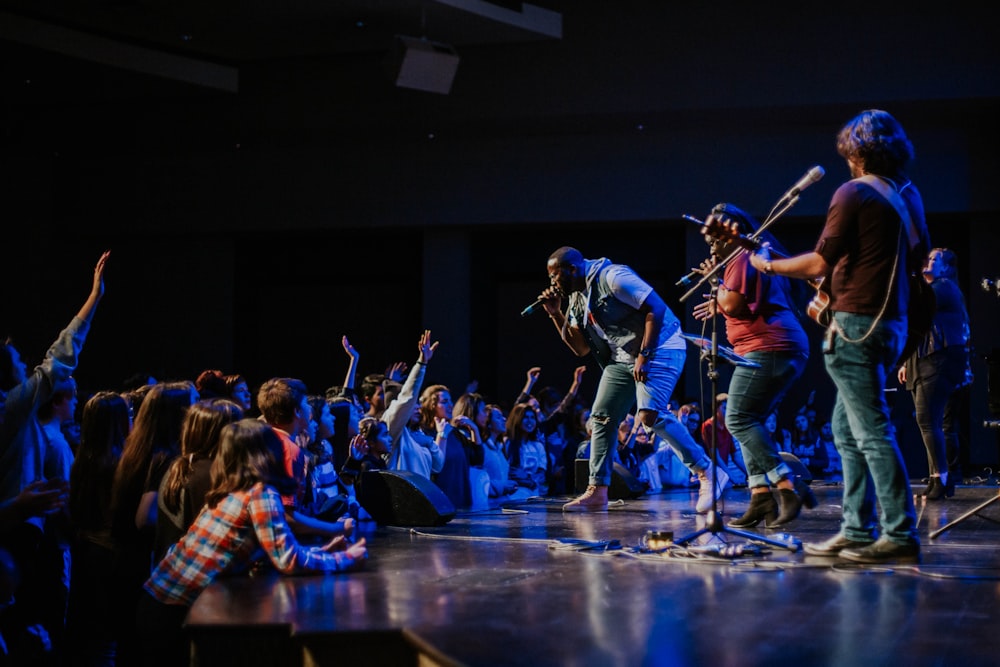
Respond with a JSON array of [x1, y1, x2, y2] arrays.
[[0, 0, 563, 93]]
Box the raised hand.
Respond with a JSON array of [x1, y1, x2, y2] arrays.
[[342, 336, 359, 361], [349, 433, 369, 460], [417, 329, 439, 364], [92, 250, 110, 299], [385, 361, 408, 382]]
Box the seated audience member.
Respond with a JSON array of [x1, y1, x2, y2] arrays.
[[616, 414, 655, 492], [257, 378, 353, 541], [0, 251, 109, 664], [420, 384, 472, 508], [453, 392, 491, 508], [195, 369, 254, 414], [700, 394, 748, 487], [766, 410, 793, 455], [299, 395, 350, 522], [154, 398, 244, 562], [385, 331, 445, 481], [136, 419, 367, 667], [482, 404, 518, 498], [817, 421, 842, 482], [66, 390, 130, 667], [505, 402, 549, 496], [109, 380, 196, 665]]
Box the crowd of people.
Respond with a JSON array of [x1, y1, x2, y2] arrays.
[[0, 108, 975, 665]]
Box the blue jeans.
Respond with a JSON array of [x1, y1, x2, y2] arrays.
[[725, 350, 808, 488], [825, 312, 917, 545], [588, 350, 710, 486]]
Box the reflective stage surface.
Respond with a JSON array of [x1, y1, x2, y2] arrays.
[[186, 481, 1000, 667]]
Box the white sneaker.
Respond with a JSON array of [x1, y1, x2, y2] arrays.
[[696, 464, 730, 513]]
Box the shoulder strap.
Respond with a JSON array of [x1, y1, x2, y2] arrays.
[[855, 174, 919, 249]]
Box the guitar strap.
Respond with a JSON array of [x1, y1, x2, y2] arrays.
[[855, 174, 918, 250], [831, 174, 915, 346]]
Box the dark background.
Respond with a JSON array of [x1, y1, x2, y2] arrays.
[[2, 2, 998, 474]]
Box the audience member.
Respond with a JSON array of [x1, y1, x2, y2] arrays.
[[699, 394, 748, 488], [482, 404, 518, 498], [257, 378, 353, 541], [386, 331, 445, 480], [0, 251, 109, 665], [817, 421, 842, 482], [505, 402, 549, 496], [108, 380, 195, 665], [419, 384, 472, 508], [136, 419, 367, 666], [66, 390, 130, 667], [154, 398, 244, 562]]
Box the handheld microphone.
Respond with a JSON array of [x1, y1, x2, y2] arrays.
[[779, 165, 825, 201], [520, 299, 545, 318]]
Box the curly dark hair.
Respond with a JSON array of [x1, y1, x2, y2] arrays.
[[836, 109, 914, 178]]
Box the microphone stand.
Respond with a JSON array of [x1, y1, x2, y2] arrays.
[[673, 260, 801, 552]]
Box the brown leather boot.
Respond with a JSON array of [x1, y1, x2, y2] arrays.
[[562, 485, 609, 512], [727, 490, 778, 528], [766, 488, 803, 528]]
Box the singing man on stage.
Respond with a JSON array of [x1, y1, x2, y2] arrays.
[[535, 246, 727, 512]]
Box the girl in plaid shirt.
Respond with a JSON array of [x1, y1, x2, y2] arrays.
[[136, 419, 367, 665]]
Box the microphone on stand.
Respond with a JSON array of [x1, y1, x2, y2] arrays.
[[779, 165, 825, 202], [676, 214, 709, 286]]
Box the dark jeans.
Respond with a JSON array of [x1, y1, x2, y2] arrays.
[[725, 350, 808, 488]]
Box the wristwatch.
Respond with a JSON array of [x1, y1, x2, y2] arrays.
[[764, 260, 774, 275], [639, 347, 655, 359]]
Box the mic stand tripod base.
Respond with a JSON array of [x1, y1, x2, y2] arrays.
[[672, 512, 803, 553]]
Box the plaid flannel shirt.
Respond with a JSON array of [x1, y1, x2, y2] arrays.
[[145, 482, 356, 606]]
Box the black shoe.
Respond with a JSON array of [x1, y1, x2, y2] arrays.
[[838, 537, 920, 564], [802, 534, 873, 557], [925, 477, 945, 501], [727, 491, 778, 528], [765, 488, 803, 528]]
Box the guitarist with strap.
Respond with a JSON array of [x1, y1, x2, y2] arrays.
[[746, 109, 930, 565]]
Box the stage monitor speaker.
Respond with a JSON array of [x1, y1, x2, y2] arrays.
[[358, 470, 456, 527], [574, 459, 647, 500], [780, 451, 812, 483], [387, 35, 459, 95]]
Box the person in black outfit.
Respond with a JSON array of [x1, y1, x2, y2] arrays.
[[898, 248, 971, 499]]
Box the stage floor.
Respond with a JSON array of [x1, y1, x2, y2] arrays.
[[186, 480, 1000, 667]]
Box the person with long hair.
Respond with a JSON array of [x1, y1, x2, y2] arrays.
[[419, 384, 472, 508], [108, 380, 196, 664], [505, 402, 549, 496], [66, 390, 130, 666], [749, 109, 927, 564], [154, 398, 244, 561], [137, 419, 367, 666], [898, 247, 971, 500]]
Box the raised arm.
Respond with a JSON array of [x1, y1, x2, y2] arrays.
[[341, 336, 360, 393], [383, 330, 439, 439], [76, 250, 110, 324], [538, 287, 591, 357]]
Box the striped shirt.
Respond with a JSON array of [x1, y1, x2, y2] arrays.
[[144, 482, 357, 606]]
